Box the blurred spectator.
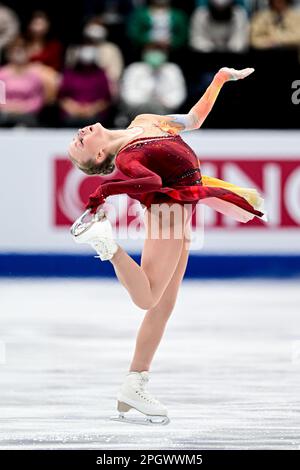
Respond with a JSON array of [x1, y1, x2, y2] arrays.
[[29, 62, 60, 105], [59, 44, 112, 127], [190, 0, 249, 52], [0, 2, 19, 62], [83, 1, 139, 57], [25, 11, 63, 71], [116, 44, 187, 126], [251, 0, 300, 49], [98, 0, 137, 24], [65, 16, 124, 97], [195, 0, 250, 13], [0, 37, 45, 127], [127, 0, 188, 50], [250, 0, 300, 13]]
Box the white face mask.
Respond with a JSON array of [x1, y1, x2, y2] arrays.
[[78, 46, 96, 64], [83, 24, 107, 41]]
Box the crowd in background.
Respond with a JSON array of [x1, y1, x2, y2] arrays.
[[0, 0, 300, 129]]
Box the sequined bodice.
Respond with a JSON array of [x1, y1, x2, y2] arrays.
[[116, 134, 202, 187]]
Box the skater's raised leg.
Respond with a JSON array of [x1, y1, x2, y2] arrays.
[[110, 203, 190, 310], [71, 203, 190, 310]]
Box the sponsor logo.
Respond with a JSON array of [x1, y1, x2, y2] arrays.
[[55, 158, 300, 230]]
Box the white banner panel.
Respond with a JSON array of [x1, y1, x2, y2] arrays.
[[0, 129, 299, 254]]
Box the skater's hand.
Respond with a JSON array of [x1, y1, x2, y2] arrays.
[[86, 186, 105, 213], [218, 67, 255, 82]]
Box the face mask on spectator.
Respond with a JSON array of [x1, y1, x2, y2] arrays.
[[10, 48, 28, 65], [83, 24, 107, 42], [77, 46, 97, 65], [143, 50, 167, 68]]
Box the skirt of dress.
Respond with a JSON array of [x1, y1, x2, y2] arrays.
[[138, 175, 267, 224]]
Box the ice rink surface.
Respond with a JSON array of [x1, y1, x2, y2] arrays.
[[0, 278, 299, 450]]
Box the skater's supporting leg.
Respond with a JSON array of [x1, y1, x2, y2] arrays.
[[110, 204, 189, 310], [129, 235, 190, 372]]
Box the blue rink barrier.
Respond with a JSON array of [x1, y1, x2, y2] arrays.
[[0, 254, 300, 278]]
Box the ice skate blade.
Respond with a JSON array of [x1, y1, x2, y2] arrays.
[[109, 413, 170, 426], [70, 208, 106, 238]]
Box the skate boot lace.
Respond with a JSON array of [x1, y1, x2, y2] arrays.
[[93, 239, 107, 251], [93, 208, 106, 222], [134, 375, 161, 405], [92, 239, 111, 259]]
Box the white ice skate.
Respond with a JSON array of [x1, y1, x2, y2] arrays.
[[70, 207, 118, 261], [110, 371, 170, 425]]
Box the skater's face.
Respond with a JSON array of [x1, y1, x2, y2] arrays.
[[68, 122, 107, 170]]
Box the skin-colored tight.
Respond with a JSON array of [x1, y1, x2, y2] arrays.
[[110, 203, 191, 372]]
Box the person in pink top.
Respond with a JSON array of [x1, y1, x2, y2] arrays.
[[0, 37, 45, 127], [58, 44, 112, 128]]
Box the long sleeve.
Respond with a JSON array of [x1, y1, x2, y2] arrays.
[[250, 11, 276, 49], [87, 161, 163, 212], [250, 9, 300, 49], [189, 8, 216, 52], [227, 7, 249, 52], [120, 63, 153, 106], [127, 7, 150, 47], [98, 43, 124, 84], [170, 9, 188, 48], [158, 63, 187, 109], [0, 7, 20, 49], [58, 71, 73, 100], [273, 10, 300, 46]]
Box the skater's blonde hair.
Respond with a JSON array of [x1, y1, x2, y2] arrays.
[[69, 151, 115, 176]]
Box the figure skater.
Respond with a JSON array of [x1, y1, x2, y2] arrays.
[[68, 67, 266, 425]]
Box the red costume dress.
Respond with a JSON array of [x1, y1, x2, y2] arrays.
[[87, 134, 266, 223]]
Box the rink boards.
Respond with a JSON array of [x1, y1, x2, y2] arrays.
[[0, 129, 299, 277]]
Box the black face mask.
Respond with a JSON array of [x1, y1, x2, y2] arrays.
[[209, 3, 234, 22]]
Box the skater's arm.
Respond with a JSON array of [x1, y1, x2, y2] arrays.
[[161, 67, 255, 132], [86, 162, 162, 212]]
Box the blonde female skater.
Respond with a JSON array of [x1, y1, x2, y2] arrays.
[[68, 67, 266, 425]]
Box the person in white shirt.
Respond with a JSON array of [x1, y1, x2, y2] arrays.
[[0, 2, 19, 62], [190, 0, 249, 53], [117, 45, 187, 126]]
